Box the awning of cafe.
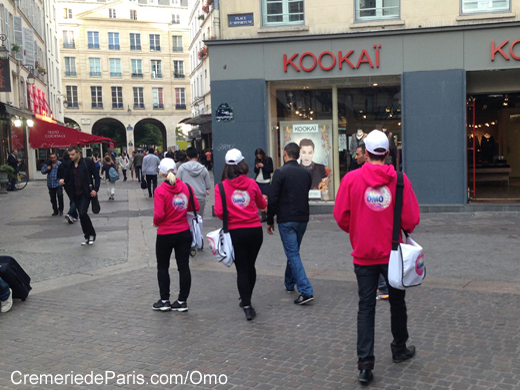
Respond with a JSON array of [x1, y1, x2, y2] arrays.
[[179, 114, 212, 125], [29, 118, 116, 149]]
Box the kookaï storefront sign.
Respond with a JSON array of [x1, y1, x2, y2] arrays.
[[491, 40, 520, 61], [283, 45, 381, 72]]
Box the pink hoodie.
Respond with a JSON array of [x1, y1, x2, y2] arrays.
[[153, 178, 200, 235], [333, 163, 420, 266], [214, 175, 267, 230]]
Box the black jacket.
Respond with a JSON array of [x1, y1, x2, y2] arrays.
[[254, 157, 274, 181], [267, 160, 312, 225], [63, 157, 100, 198], [7, 154, 19, 172]]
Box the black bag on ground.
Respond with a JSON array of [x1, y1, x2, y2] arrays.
[[140, 177, 147, 190], [0, 256, 32, 301]]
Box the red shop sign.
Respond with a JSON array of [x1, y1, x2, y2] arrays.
[[283, 45, 381, 73], [491, 40, 520, 61]]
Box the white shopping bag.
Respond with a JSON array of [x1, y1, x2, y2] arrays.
[[388, 235, 425, 290]]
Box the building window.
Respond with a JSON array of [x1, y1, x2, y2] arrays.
[[461, 0, 509, 14], [63, 31, 75, 49], [91, 86, 103, 109], [355, 0, 399, 20], [130, 33, 141, 50], [66, 85, 78, 108], [133, 87, 145, 109], [88, 31, 99, 49], [63, 8, 72, 19], [108, 32, 120, 50], [131, 59, 143, 78], [172, 35, 183, 52], [173, 60, 184, 79], [172, 14, 180, 24], [262, 0, 304, 26], [64, 57, 76, 76], [109, 8, 116, 18], [112, 87, 123, 109], [175, 88, 186, 110], [150, 34, 160, 51], [89, 58, 101, 77], [130, 10, 137, 20], [110, 58, 121, 77], [151, 60, 162, 78], [153, 87, 164, 109]]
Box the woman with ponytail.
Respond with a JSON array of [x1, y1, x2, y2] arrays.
[[152, 158, 200, 312]]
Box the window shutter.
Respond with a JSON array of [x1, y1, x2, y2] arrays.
[[13, 16, 24, 61], [22, 28, 35, 67]]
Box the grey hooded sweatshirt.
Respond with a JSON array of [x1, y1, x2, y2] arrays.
[[176, 160, 211, 204]]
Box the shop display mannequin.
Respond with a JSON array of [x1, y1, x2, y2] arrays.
[[349, 130, 366, 170], [480, 133, 495, 163]]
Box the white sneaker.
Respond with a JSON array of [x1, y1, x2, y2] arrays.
[[88, 235, 95, 245], [1, 288, 13, 313], [81, 238, 89, 246]]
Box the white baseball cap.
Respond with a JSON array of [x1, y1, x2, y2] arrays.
[[364, 130, 389, 155], [159, 158, 175, 174], [225, 148, 244, 165]]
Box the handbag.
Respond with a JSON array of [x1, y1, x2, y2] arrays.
[[140, 177, 147, 189], [84, 159, 101, 214], [206, 183, 235, 267], [388, 171, 425, 290], [186, 185, 203, 249]]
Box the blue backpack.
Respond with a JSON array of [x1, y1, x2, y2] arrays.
[[108, 166, 120, 182]]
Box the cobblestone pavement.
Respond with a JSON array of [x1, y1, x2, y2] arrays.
[[0, 178, 520, 389]]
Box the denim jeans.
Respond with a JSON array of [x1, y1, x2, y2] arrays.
[[0, 277, 10, 301], [278, 222, 313, 296], [354, 264, 409, 370], [67, 200, 78, 219]]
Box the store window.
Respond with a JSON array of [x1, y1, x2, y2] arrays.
[[461, 0, 509, 14], [355, 0, 399, 21], [262, 0, 304, 27], [269, 77, 401, 201]]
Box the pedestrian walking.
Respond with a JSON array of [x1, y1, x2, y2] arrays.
[[133, 150, 144, 183], [7, 150, 19, 191], [92, 152, 101, 171], [58, 150, 78, 224], [174, 152, 187, 173], [333, 130, 420, 385], [214, 149, 267, 321], [41, 153, 64, 216], [102, 156, 117, 200], [176, 146, 211, 228], [120, 151, 130, 181], [205, 149, 212, 171], [254, 148, 273, 222], [60, 146, 100, 246], [142, 148, 161, 197], [267, 142, 314, 305], [152, 158, 200, 312], [129, 151, 135, 181]]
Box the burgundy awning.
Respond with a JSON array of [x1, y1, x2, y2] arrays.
[[29, 118, 116, 149]]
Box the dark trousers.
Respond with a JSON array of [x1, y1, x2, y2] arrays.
[[354, 264, 409, 371], [73, 194, 96, 239], [156, 230, 192, 301], [146, 174, 158, 196], [9, 176, 16, 190], [135, 166, 142, 182], [122, 169, 127, 181], [48, 186, 64, 213], [230, 227, 263, 307]]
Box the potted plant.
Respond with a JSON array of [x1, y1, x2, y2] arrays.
[[197, 14, 205, 21], [11, 44, 20, 54], [37, 66, 47, 75], [202, 3, 210, 13], [0, 165, 15, 193], [197, 46, 208, 60]]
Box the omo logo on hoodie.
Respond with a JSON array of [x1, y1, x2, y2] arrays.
[[365, 186, 392, 211], [231, 190, 250, 208], [172, 193, 188, 210]]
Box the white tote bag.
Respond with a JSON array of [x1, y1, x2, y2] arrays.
[[187, 185, 203, 249], [388, 172, 425, 290], [206, 183, 235, 267], [388, 234, 425, 290]]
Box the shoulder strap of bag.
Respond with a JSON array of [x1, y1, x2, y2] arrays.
[[218, 182, 229, 233], [187, 184, 198, 218], [392, 171, 404, 250]]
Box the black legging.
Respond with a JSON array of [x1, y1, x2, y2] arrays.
[[156, 229, 192, 301], [230, 227, 263, 307]]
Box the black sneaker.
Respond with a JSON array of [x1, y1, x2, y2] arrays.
[[171, 300, 188, 312], [392, 346, 416, 363], [243, 306, 256, 321], [152, 300, 171, 311], [294, 294, 314, 305], [52, 211, 59, 216]]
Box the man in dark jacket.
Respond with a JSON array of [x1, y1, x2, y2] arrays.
[[60, 146, 100, 246], [267, 142, 314, 305], [7, 150, 19, 191]]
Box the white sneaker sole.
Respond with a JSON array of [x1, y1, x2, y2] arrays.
[[152, 306, 171, 311], [171, 307, 188, 312]]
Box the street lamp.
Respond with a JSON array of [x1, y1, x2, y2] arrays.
[[26, 66, 35, 85], [0, 34, 8, 60]]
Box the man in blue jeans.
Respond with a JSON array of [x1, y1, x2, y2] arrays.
[[267, 142, 314, 305], [0, 277, 13, 313]]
